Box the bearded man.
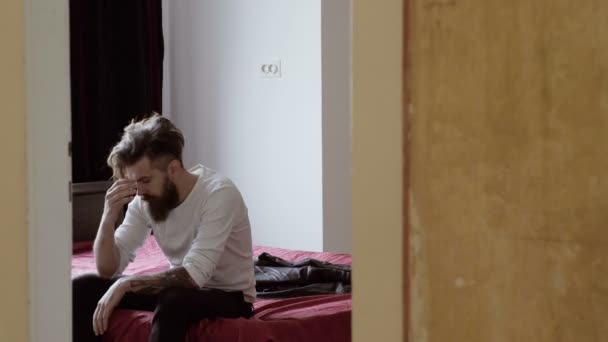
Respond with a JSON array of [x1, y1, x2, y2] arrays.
[[72, 114, 255, 342]]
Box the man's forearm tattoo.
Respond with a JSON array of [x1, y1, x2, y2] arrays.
[[128, 266, 198, 295]]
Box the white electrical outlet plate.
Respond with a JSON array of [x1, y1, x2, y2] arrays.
[[260, 60, 282, 78]]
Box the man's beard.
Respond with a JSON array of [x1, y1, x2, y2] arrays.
[[142, 176, 179, 223]]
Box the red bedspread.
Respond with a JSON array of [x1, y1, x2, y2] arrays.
[[72, 237, 352, 342]]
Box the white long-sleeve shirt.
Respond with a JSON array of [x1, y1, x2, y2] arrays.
[[113, 164, 256, 303]]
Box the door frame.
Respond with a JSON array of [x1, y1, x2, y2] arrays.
[[25, 0, 72, 341], [402, 1, 410, 340], [24, 1, 410, 341]]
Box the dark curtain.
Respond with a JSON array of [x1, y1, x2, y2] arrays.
[[70, 0, 164, 183]]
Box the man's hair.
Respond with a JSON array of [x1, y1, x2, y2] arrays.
[[107, 113, 185, 179]]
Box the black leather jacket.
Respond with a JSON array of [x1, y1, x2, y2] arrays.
[[254, 253, 351, 298]]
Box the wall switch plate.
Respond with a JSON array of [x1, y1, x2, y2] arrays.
[[260, 60, 282, 78]]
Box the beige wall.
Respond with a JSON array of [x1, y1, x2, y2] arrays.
[[409, 0, 608, 341], [0, 0, 28, 341], [352, 0, 404, 341]]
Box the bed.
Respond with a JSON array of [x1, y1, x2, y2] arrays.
[[72, 236, 352, 342]]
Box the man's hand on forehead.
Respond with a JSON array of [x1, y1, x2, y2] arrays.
[[103, 179, 137, 223], [116, 178, 137, 188]]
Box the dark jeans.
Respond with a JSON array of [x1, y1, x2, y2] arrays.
[[73, 273, 253, 342]]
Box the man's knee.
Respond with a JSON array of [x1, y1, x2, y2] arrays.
[[73, 273, 105, 289], [73, 273, 114, 306], [154, 288, 192, 320]]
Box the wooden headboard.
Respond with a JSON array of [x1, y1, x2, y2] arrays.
[[72, 181, 113, 242]]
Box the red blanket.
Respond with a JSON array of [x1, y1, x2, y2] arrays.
[[72, 237, 352, 342]]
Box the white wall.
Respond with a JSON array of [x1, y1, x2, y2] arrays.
[[165, 0, 351, 253], [161, 0, 171, 119], [321, 0, 352, 253]]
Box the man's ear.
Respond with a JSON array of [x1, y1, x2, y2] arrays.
[[167, 159, 181, 180]]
